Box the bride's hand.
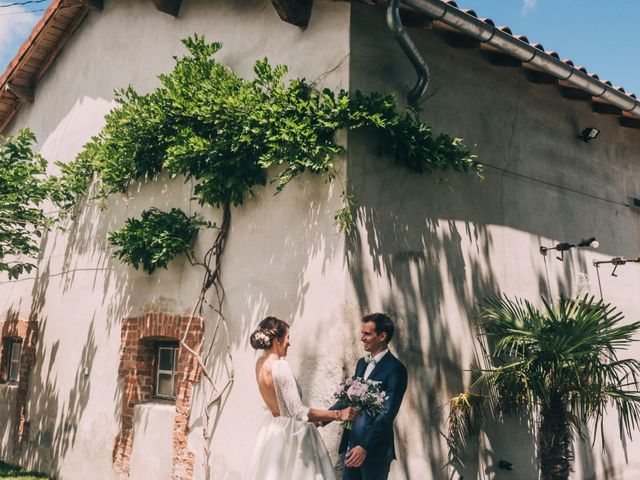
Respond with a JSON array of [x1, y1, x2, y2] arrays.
[[338, 407, 359, 421]]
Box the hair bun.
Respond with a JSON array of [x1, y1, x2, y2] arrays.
[[249, 316, 289, 351], [250, 329, 272, 350]]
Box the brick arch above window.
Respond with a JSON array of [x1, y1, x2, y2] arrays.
[[114, 313, 203, 479]]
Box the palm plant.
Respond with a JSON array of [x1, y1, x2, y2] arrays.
[[447, 295, 640, 480]]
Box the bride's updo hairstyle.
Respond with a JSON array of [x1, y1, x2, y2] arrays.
[[250, 316, 289, 350]]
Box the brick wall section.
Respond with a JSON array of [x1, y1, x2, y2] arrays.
[[113, 313, 203, 479], [0, 319, 39, 448]]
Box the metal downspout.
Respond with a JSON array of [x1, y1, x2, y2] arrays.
[[393, 0, 640, 118], [387, 0, 429, 104]]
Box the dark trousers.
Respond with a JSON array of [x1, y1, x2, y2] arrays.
[[342, 461, 391, 480]]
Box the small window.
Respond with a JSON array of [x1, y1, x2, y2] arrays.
[[5, 339, 21, 383], [155, 342, 179, 399]]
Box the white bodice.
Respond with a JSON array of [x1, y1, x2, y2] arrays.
[[272, 359, 310, 422]]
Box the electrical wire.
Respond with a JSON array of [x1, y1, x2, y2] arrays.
[[0, 3, 81, 15], [0, 7, 45, 15], [479, 161, 630, 208], [0, 0, 49, 8]]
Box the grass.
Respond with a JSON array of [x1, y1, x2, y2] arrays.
[[0, 462, 48, 479]]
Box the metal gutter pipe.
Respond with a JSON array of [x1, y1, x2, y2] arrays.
[[387, 0, 429, 104], [395, 0, 640, 118]]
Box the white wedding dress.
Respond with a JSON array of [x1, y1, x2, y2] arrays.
[[244, 359, 337, 480]]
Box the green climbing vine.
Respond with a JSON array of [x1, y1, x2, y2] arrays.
[[12, 35, 480, 479], [108, 208, 212, 274], [0, 129, 61, 279], [57, 36, 479, 277], [62, 35, 479, 220]]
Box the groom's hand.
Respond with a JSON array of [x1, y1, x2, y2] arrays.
[[345, 446, 366, 468]]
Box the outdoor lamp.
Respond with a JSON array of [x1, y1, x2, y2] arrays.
[[540, 236, 598, 260], [577, 237, 599, 248], [578, 127, 600, 143], [594, 256, 640, 277]]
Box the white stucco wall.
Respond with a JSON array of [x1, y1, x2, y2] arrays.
[[0, 385, 17, 462], [348, 4, 640, 480], [130, 403, 175, 479], [1, 0, 352, 479], [2, 1, 640, 479]]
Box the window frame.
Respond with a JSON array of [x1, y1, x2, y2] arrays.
[[154, 341, 179, 400], [2, 338, 22, 384]]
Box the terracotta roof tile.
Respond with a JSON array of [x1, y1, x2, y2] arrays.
[[2, 0, 640, 132], [0, 0, 95, 133], [417, 0, 640, 123]]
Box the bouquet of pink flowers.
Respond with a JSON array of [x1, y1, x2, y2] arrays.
[[334, 377, 388, 429]]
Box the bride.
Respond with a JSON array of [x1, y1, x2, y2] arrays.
[[244, 316, 358, 480]]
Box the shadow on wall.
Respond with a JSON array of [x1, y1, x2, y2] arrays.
[[22, 317, 97, 474], [3, 179, 153, 475], [9, 193, 121, 476], [344, 126, 622, 479], [2, 120, 628, 480], [191, 170, 346, 467], [8, 161, 340, 478]]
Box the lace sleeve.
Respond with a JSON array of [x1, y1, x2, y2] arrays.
[[273, 360, 310, 422]]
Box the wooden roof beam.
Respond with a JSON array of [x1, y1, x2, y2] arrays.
[[591, 97, 623, 116], [558, 79, 592, 101], [36, 7, 92, 83], [0, 103, 19, 133], [481, 44, 522, 67], [523, 64, 558, 85], [4, 83, 33, 103], [84, 0, 103, 10], [619, 112, 640, 129], [150, 0, 182, 17], [271, 0, 313, 28]]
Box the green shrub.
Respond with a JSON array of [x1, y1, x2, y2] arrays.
[[108, 208, 211, 274]]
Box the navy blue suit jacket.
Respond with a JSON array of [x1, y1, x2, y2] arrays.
[[333, 351, 408, 465]]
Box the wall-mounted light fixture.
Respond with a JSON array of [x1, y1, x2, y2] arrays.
[[578, 127, 600, 143], [540, 237, 599, 261], [594, 256, 640, 277], [593, 255, 640, 299]]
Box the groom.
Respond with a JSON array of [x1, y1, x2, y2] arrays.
[[332, 313, 408, 480]]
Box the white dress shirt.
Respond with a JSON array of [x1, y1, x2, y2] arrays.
[[364, 349, 388, 380]]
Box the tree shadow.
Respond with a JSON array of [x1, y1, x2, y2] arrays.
[[345, 4, 640, 478]]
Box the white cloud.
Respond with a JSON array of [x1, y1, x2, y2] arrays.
[[0, 5, 41, 72], [521, 0, 537, 15]]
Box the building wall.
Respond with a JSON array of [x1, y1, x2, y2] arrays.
[[3, 1, 640, 479], [348, 4, 640, 480], [1, 0, 352, 479]]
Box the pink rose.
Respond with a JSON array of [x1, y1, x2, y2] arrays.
[[347, 382, 368, 399]]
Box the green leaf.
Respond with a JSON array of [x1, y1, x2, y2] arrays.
[[108, 207, 212, 274]]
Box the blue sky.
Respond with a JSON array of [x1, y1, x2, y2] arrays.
[[1, 0, 639, 95], [457, 0, 640, 95], [0, 0, 52, 74]]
